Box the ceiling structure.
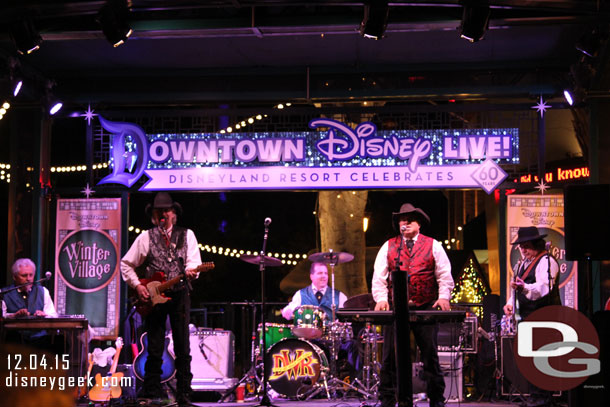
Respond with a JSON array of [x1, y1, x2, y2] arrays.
[[0, 0, 608, 110]]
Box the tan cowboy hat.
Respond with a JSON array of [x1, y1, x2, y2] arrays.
[[144, 192, 183, 218]]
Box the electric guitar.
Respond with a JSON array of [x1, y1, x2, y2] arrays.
[[133, 262, 214, 316], [89, 337, 124, 402]]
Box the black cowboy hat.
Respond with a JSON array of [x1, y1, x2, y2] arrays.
[[145, 192, 183, 218], [511, 226, 547, 245], [392, 203, 430, 230]]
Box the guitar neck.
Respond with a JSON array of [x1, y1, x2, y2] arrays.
[[109, 340, 123, 374], [158, 274, 183, 292], [155, 262, 214, 293]]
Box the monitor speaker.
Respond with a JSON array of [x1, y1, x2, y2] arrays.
[[564, 184, 610, 260]]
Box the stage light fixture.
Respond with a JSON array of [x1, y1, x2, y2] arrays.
[[12, 78, 23, 97], [563, 90, 574, 106], [460, 2, 491, 43], [49, 99, 63, 115], [97, 0, 133, 47], [360, 1, 389, 40], [8, 16, 42, 55]]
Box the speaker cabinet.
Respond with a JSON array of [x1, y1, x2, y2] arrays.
[[413, 352, 463, 401], [501, 336, 529, 396], [439, 351, 463, 401], [565, 184, 610, 260], [190, 329, 237, 391]]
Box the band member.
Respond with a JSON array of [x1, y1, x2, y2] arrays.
[[503, 226, 559, 407], [1, 258, 58, 350], [2, 258, 57, 319], [121, 192, 202, 406], [372, 203, 454, 407], [281, 261, 347, 320]]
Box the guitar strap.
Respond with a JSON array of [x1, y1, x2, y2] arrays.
[[519, 252, 546, 281]]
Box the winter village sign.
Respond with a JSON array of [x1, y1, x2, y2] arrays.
[[97, 117, 516, 193]]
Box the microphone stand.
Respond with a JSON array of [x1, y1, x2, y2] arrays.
[[256, 221, 276, 407], [391, 233, 413, 407]]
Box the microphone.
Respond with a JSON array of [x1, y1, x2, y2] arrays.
[[264, 217, 272, 226], [45, 271, 52, 281], [545, 241, 552, 252], [400, 225, 407, 233]]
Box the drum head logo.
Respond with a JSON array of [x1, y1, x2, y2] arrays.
[[265, 338, 327, 398], [514, 305, 600, 391], [57, 229, 118, 292]]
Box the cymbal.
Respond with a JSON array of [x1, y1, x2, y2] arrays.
[[240, 254, 283, 267], [308, 251, 354, 264]]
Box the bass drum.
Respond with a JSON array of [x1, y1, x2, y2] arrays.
[[265, 338, 329, 398]]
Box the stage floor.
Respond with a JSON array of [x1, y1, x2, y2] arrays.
[[182, 396, 532, 407], [189, 399, 524, 407]]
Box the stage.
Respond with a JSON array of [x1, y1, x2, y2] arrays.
[[78, 398, 533, 407]]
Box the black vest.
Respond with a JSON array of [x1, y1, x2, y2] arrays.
[[143, 226, 189, 290], [516, 254, 556, 319]]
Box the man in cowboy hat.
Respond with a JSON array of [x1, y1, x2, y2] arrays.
[[503, 226, 559, 407], [121, 192, 202, 406], [372, 203, 454, 407], [503, 226, 559, 320]]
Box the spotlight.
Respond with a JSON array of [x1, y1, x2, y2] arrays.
[[460, 2, 491, 43], [8, 16, 42, 54], [12, 77, 23, 97], [360, 1, 389, 40], [49, 99, 63, 115], [563, 90, 574, 106], [97, 0, 133, 47]]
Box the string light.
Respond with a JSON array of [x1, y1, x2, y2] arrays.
[[451, 258, 489, 317], [218, 103, 292, 134], [0, 101, 11, 121], [127, 226, 306, 265]]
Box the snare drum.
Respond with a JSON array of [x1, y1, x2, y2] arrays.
[[258, 323, 295, 350], [293, 305, 327, 339], [265, 338, 329, 398]]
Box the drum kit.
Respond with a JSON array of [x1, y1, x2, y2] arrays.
[[236, 249, 381, 402]]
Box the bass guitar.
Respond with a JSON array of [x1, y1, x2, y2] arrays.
[[89, 337, 124, 402], [133, 332, 176, 383], [134, 262, 214, 316]]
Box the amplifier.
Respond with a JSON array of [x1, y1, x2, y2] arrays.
[[190, 329, 236, 391], [412, 352, 463, 402], [439, 351, 463, 401], [437, 315, 478, 353]]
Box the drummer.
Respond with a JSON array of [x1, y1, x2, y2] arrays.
[[281, 262, 347, 321]]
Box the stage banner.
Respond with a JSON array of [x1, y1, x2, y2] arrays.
[[95, 116, 518, 193], [506, 194, 577, 309], [54, 198, 122, 339]]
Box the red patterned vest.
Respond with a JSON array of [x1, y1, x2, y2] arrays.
[[387, 234, 438, 306]]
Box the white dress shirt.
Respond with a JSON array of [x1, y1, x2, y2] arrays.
[[372, 233, 454, 304], [121, 226, 202, 289], [505, 254, 559, 307]]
